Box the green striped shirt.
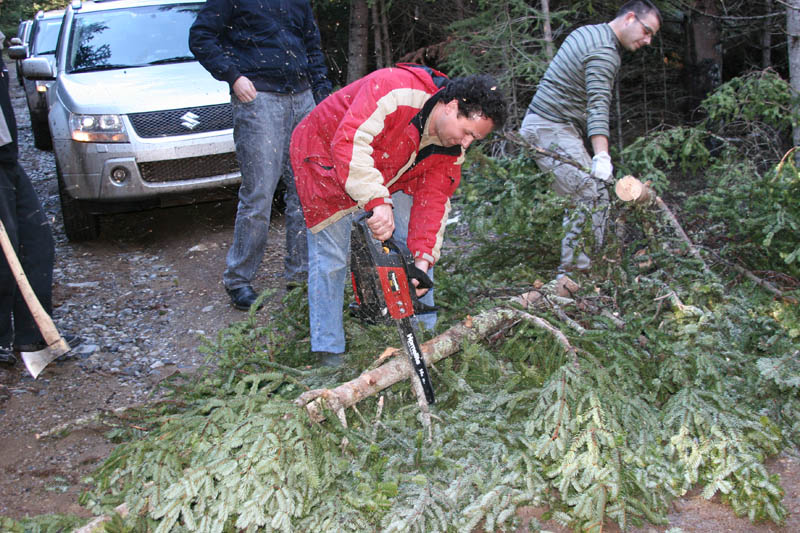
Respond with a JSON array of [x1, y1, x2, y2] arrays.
[[528, 23, 621, 138]]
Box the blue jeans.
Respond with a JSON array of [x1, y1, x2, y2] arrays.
[[223, 90, 314, 290], [307, 192, 436, 354]]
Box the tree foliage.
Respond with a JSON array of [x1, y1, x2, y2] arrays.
[[621, 69, 800, 277], [0, 0, 64, 37]]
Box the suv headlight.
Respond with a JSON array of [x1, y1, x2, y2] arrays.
[[69, 113, 129, 143]]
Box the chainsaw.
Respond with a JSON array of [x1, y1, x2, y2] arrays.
[[349, 213, 436, 404]]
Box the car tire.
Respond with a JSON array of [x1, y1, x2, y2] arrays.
[[31, 117, 53, 151], [57, 163, 100, 241]]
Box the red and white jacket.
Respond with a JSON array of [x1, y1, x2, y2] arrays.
[[290, 63, 464, 265]]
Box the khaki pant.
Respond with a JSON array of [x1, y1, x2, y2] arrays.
[[519, 113, 609, 273]]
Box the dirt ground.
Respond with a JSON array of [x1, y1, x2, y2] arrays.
[[0, 54, 798, 532]]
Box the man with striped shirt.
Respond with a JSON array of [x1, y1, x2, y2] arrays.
[[520, 1, 662, 277]]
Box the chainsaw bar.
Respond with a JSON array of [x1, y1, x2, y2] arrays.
[[349, 214, 436, 404], [398, 317, 435, 404]]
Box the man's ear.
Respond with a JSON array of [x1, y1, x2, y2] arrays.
[[624, 11, 637, 26], [444, 99, 459, 115]]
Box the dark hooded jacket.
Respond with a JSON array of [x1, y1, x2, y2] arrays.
[[188, 0, 331, 102]]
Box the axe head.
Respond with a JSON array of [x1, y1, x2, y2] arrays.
[[20, 337, 72, 379]]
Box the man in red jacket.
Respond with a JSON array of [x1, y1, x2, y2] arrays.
[[290, 64, 506, 365]]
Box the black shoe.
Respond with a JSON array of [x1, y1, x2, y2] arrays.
[[226, 285, 262, 311], [316, 351, 344, 367], [13, 334, 83, 359], [0, 346, 16, 366], [58, 334, 83, 360]]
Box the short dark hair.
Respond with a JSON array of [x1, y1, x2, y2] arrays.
[[617, 0, 662, 26], [439, 74, 507, 130]]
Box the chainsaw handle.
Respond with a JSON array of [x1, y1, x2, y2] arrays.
[[362, 210, 435, 295], [383, 239, 433, 290]]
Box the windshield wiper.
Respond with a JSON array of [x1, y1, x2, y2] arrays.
[[69, 63, 140, 73], [147, 56, 195, 65]]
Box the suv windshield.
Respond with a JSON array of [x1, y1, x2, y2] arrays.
[[67, 3, 203, 73], [31, 17, 63, 55]]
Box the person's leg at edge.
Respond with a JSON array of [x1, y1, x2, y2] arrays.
[[0, 163, 19, 351], [223, 93, 291, 292], [391, 191, 436, 332], [281, 90, 315, 285], [307, 214, 352, 355], [11, 164, 54, 346]]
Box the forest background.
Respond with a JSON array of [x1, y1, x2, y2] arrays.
[[1, 1, 800, 532]]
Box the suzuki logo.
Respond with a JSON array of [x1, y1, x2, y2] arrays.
[[180, 111, 201, 130]]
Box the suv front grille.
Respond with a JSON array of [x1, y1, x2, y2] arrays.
[[128, 103, 233, 138], [139, 153, 240, 183]]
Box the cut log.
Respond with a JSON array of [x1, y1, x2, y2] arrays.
[[296, 307, 578, 422], [615, 175, 655, 204]]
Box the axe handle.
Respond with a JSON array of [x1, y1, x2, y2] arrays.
[[0, 218, 62, 346]]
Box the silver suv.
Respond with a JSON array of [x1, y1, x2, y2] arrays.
[[11, 19, 33, 87], [22, 0, 239, 241], [8, 10, 64, 150]]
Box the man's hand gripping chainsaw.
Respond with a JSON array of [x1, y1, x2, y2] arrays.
[[349, 213, 436, 404]]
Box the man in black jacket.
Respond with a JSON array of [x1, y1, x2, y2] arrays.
[[0, 54, 55, 364], [189, 0, 332, 310]]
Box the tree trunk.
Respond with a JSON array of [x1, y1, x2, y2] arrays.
[[372, 3, 384, 69], [347, 0, 369, 83], [454, 0, 466, 19], [762, 0, 773, 68], [788, 0, 800, 159], [685, 0, 722, 111], [541, 0, 554, 60], [380, 0, 391, 66]]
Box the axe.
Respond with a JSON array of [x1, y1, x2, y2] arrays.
[[0, 218, 71, 378]]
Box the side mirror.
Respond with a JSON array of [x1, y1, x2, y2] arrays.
[[7, 45, 29, 60], [21, 56, 56, 81]]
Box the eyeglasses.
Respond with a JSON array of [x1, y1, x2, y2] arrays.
[[634, 15, 655, 37]]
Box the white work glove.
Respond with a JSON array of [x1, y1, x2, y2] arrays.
[[591, 151, 613, 182]]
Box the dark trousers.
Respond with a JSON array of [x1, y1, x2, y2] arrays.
[[0, 161, 54, 348]]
